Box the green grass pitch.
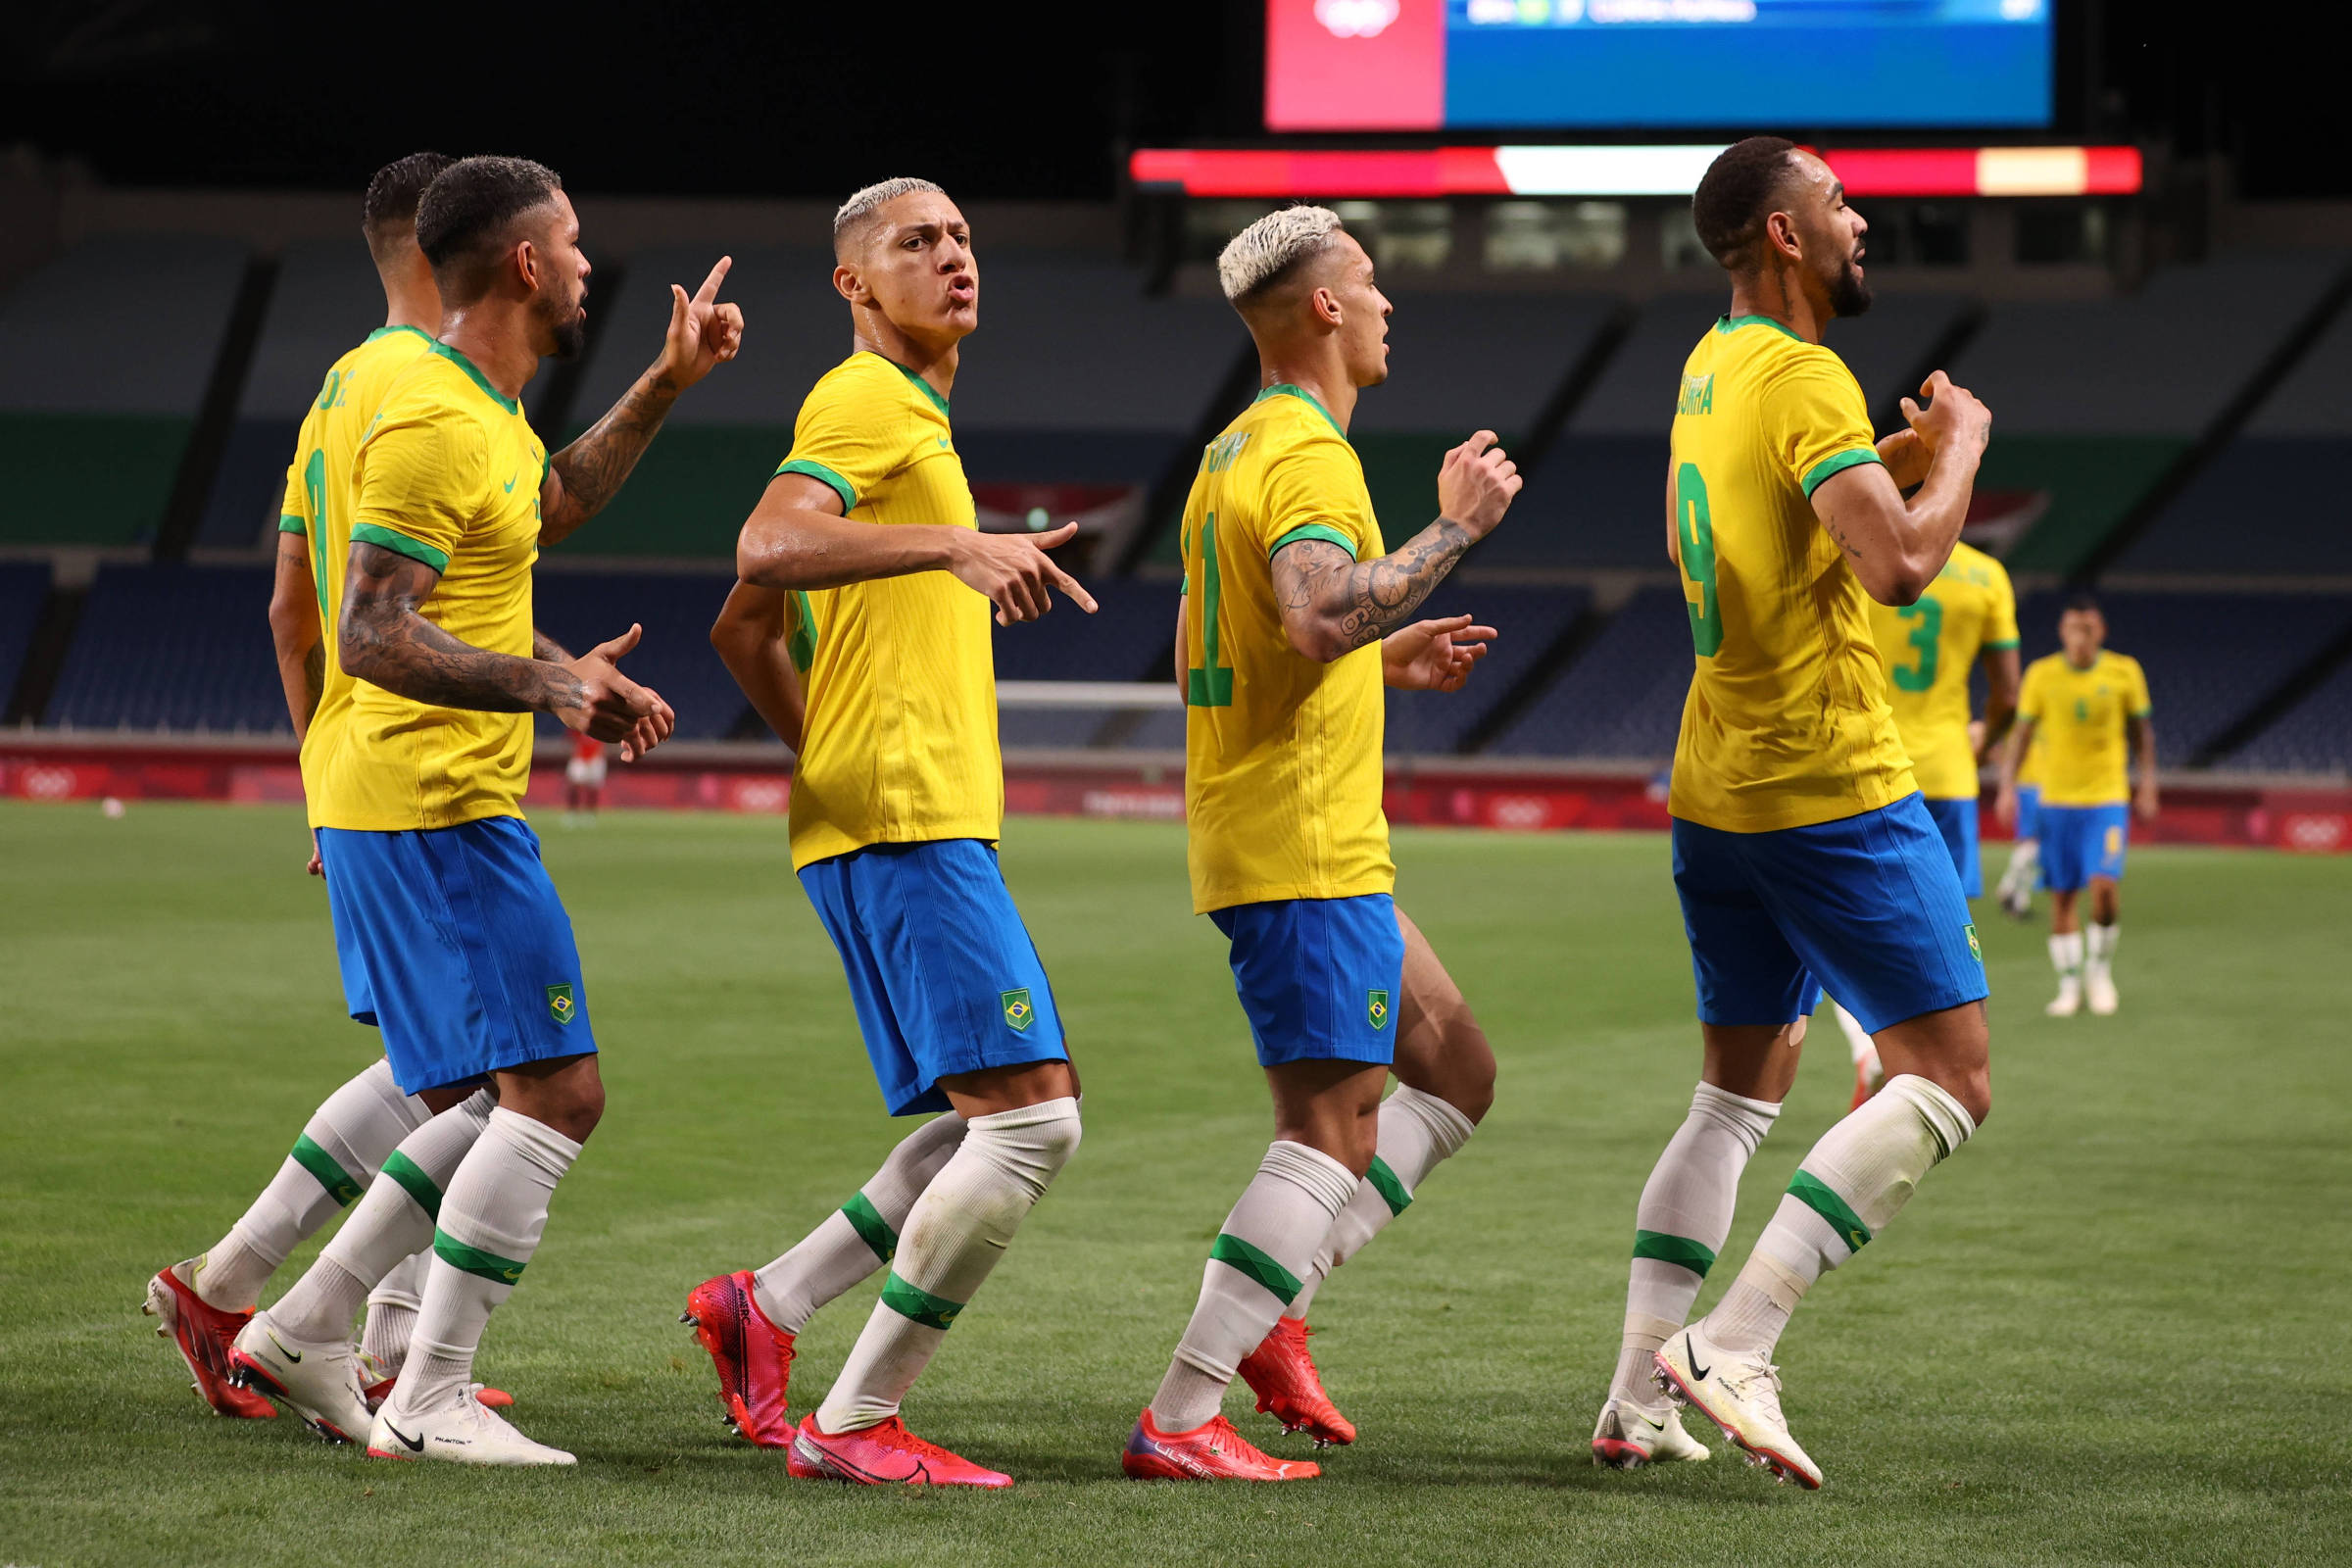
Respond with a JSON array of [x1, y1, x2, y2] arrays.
[[2, 802, 2347, 1566]]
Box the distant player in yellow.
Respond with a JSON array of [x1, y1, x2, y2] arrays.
[[222, 155, 741, 1466], [1601, 138, 1996, 1490], [1123, 206, 1518, 1483], [699, 177, 1096, 1489], [1838, 540, 2021, 1103], [144, 152, 461, 1427], [1994, 719, 2050, 919], [1998, 593, 2157, 1017]]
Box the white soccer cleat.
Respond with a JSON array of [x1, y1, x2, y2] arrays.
[[227, 1310, 372, 1444], [2085, 969, 2119, 1015], [2045, 981, 2082, 1017], [1652, 1321, 1821, 1490], [367, 1388, 575, 1466], [1591, 1396, 1710, 1469]]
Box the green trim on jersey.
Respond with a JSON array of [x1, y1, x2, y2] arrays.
[[879, 1270, 963, 1330], [1788, 1170, 1874, 1253], [277, 514, 307, 536], [1255, 382, 1347, 440], [840, 1192, 899, 1263], [1799, 447, 1886, 499], [867, 352, 952, 418], [424, 340, 520, 415], [351, 522, 451, 573], [1632, 1228, 1718, 1278], [366, 324, 436, 346], [1985, 638, 2021, 651], [775, 459, 857, 514], [1716, 313, 1805, 344], [433, 1229, 528, 1285], [287, 1135, 365, 1206], [380, 1151, 444, 1221], [1267, 522, 1357, 561], [1208, 1233, 1304, 1305], [1364, 1156, 1413, 1217]]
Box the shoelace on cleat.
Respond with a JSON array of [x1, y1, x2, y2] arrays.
[[867, 1418, 959, 1464]]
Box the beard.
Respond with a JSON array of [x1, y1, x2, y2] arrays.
[[534, 285, 588, 360], [1829, 255, 1873, 318]]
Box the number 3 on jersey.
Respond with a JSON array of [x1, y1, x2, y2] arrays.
[[1187, 512, 1233, 707], [1675, 463, 1723, 658]]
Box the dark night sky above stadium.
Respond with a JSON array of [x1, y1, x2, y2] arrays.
[[0, 1, 2335, 200]]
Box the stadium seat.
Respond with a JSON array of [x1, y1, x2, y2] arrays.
[[1388, 581, 1589, 756], [996, 579, 1178, 749], [2011, 589, 2352, 765], [1494, 293, 1970, 569], [530, 569, 748, 742], [0, 560, 54, 710], [46, 564, 284, 731], [0, 237, 249, 548], [1488, 584, 1693, 760], [2225, 658, 2352, 774]]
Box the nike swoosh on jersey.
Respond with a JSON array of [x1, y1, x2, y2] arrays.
[[504, 471, 520, 493]]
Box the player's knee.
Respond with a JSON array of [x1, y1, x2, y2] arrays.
[[1951, 1068, 1992, 1130]]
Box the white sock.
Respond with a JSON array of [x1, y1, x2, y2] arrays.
[[1706, 1075, 1975, 1357], [360, 1252, 428, 1375], [813, 1099, 1080, 1435], [1999, 840, 2040, 898], [193, 1059, 430, 1310], [1150, 1140, 1358, 1434], [2085, 922, 2118, 977], [1284, 1087, 1475, 1321], [754, 1111, 967, 1334], [381, 1106, 581, 1420], [2050, 931, 2084, 988], [1832, 1002, 1877, 1067], [270, 1091, 494, 1345], [1609, 1081, 1780, 1404]]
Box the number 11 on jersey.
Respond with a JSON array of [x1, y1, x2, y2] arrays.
[[1188, 512, 1233, 707]]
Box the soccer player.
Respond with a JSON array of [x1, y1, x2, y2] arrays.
[[695, 177, 1094, 1490], [1994, 729, 2046, 919], [1122, 206, 1515, 1483], [1838, 540, 2020, 1104], [145, 152, 463, 1423], [222, 155, 740, 1464], [564, 732, 609, 820], [1997, 595, 2156, 1016], [1594, 138, 1993, 1489]]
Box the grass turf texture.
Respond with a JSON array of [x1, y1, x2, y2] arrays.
[[2, 803, 2346, 1566]]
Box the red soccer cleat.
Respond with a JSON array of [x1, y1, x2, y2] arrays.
[[1850, 1054, 1885, 1112], [680, 1270, 798, 1447], [358, 1359, 513, 1413], [787, 1414, 1011, 1488], [1122, 1408, 1321, 1481], [1237, 1315, 1356, 1446], [143, 1263, 275, 1419]]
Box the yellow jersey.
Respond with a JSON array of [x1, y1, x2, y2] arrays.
[[279, 325, 437, 821], [306, 341, 547, 831], [1667, 316, 1916, 832], [778, 352, 1001, 871], [2018, 650, 2151, 807], [1865, 540, 2019, 799], [1179, 385, 1394, 914]]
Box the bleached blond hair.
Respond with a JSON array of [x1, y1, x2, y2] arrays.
[[1217, 205, 1346, 306], [833, 176, 947, 256]]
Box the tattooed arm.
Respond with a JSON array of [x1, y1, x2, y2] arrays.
[[337, 541, 672, 752], [1808, 369, 1989, 607], [538, 256, 745, 546], [267, 532, 325, 740], [1269, 430, 1523, 662]]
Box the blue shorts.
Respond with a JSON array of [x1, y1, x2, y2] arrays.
[[1672, 794, 1988, 1036], [1209, 893, 1404, 1068], [2014, 783, 2042, 843], [1923, 795, 1983, 899], [799, 839, 1067, 1116], [318, 816, 594, 1097], [2038, 803, 2129, 892]]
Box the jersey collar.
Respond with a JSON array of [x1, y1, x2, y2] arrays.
[[865, 352, 952, 419], [1254, 382, 1346, 440], [426, 340, 521, 416], [366, 323, 435, 346], [1716, 314, 1805, 344]]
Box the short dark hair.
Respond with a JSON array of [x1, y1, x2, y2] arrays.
[[2064, 590, 2103, 614], [1691, 136, 1800, 270], [416, 156, 564, 302], [362, 152, 453, 259]]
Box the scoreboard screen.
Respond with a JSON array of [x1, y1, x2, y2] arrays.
[[1267, 0, 2055, 132]]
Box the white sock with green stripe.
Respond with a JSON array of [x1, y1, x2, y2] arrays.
[[361, 1252, 427, 1375], [1150, 1140, 1359, 1434], [193, 1058, 430, 1310], [1283, 1087, 1475, 1322], [1999, 839, 2040, 900], [1704, 1075, 1976, 1356], [753, 1111, 967, 1334], [812, 1099, 1080, 1435], [2049, 931, 2084, 985], [1607, 1081, 1779, 1404], [382, 1106, 582, 1422], [270, 1090, 494, 1345], [2085, 921, 2119, 977]]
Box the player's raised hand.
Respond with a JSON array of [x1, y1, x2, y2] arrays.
[[657, 256, 745, 390], [945, 522, 1100, 625], [1382, 614, 1497, 693], [555, 623, 677, 759], [1900, 370, 1991, 461], [1436, 430, 1522, 539]]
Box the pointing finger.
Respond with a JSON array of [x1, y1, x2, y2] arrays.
[[694, 255, 733, 306], [1045, 560, 1098, 612], [1033, 521, 1081, 549]]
